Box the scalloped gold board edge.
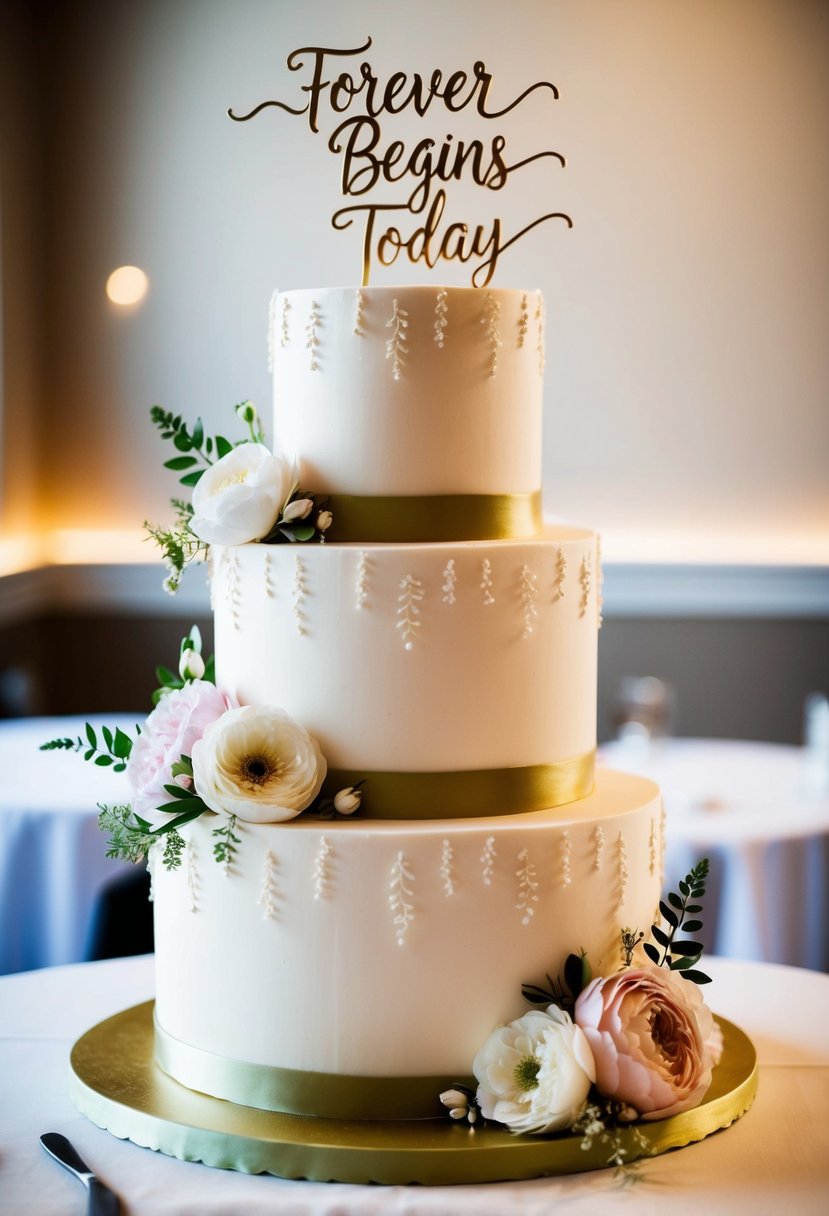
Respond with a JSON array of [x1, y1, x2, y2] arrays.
[[69, 1001, 757, 1186]]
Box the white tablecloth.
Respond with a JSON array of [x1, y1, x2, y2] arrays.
[[1, 954, 827, 1215], [599, 739, 829, 970], [0, 716, 139, 974]]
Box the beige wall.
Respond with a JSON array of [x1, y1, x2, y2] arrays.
[[0, 0, 826, 566]]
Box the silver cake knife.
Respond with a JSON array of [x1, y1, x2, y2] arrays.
[[40, 1132, 122, 1216]]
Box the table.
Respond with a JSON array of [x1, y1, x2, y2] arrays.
[[1, 954, 827, 1214], [0, 716, 141, 974], [599, 738, 829, 971]]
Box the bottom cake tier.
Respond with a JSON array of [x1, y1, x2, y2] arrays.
[[152, 768, 662, 1119]]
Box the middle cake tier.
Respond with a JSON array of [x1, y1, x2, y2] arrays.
[[212, 525, 600, 818]]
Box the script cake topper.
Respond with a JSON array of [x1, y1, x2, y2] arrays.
[[229, 36, 572, 287]]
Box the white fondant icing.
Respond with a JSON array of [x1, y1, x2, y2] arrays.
[[153, 772, 662, 1080], [271, 287, 542, 497], [213, 531, 597, 773]]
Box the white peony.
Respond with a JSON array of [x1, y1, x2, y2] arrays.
[[191, 705, 327, 823], [473, 1006, 595, 1135], [190, 443, 295, 546]]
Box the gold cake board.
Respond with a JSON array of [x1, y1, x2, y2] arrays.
[[69, 1001, 757, 1186]]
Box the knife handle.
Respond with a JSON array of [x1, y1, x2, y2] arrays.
[[40, 1132, 94, 1184]]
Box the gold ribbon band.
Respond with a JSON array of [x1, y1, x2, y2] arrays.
[[324, 751, 595, 820], [327, 489, 543, 543], [154, 1015, 473, 1120]]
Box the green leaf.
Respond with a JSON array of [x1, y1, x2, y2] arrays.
[[179, 470, 205, 487], [683, 920, 703, 933], [670, 954, 697, 970], [94, 754, 113, 766], [215, 435, 232, 458], [173, 431, 193, 452], [102, 725, 114, 752], [670, 940, 704, 956], [84, 748, 95, 762], [113, 728, 133, 759], [164, 455, 199, 471], [668, 892, 683, 910], [681, 969, 712, 984], [679, 879, 689, 896], [154, 799, 207, 819], [651, 925, 670, 948], [684, 904, 703, 914], [191, 418, 204, 449], [659, 900, 679, 928], [205, 437, 213, 456], [287, 524, 316, 542], [162, 782, 193, 800], [643, 942, 660, 965], [85, 722, 97, 748]]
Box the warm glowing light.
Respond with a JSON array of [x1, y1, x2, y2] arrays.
[[106, 265, 149, 307], [45, 529, 150, 565]]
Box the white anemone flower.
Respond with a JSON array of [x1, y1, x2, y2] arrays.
[[191, 705, 327, 823], [190, 443, 295, 546], [473, 1006, 595, 1135]]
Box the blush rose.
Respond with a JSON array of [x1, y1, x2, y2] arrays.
[[574, 965, 718, 1120]]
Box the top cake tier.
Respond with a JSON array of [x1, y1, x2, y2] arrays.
[[270, 286, 544, 541]]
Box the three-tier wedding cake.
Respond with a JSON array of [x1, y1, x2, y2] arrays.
[[150, 285, 664, 1119]]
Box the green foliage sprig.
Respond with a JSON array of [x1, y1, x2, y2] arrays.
[[212, 814, 240, 868], [40, 722, 135, 772], [643, 858, 711, 984], [150, 403, 264, 487], [522, 951, 592, 1014]]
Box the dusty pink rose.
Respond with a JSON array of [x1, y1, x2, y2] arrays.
[[574, 966, 718, 1120], [126, 680, 233, 821]]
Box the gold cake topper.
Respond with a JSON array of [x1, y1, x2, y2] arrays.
[[229, 36, 572, 287]]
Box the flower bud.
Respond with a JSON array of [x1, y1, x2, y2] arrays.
[[235, 400, 258, 424], [439, 1089, 468, 1109], [317, 509, 333, 533], [179, 648, 206, 681], [282, 497, 314, 522], [449, 1107, 468, 1120], [333, 786, 362, 815]]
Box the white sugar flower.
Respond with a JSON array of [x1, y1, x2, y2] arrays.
[[282, 497, 314, 522], [190, 443, 295, 546], [191, 705, 326, 823], [333, 786, 362, 815], [316, 509, 333, 533], [473, 1007, 595, 1135], [178, 647, 205, 681]]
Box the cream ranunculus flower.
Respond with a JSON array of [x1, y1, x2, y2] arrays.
[[191, 705, 327, 822], [473, 1006, 595, 1135], [190, 443, 295, 546]]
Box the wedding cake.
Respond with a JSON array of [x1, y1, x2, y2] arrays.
[[150, 285, 664, 1120]]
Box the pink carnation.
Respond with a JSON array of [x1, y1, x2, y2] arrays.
[[126, 680, 233, 821], [574, 966, 718, 1120]]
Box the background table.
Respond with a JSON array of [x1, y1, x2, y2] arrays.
[[1, 954, 827, 1214], [0, 715, 140, 974], [599, 738, 829, 970]]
